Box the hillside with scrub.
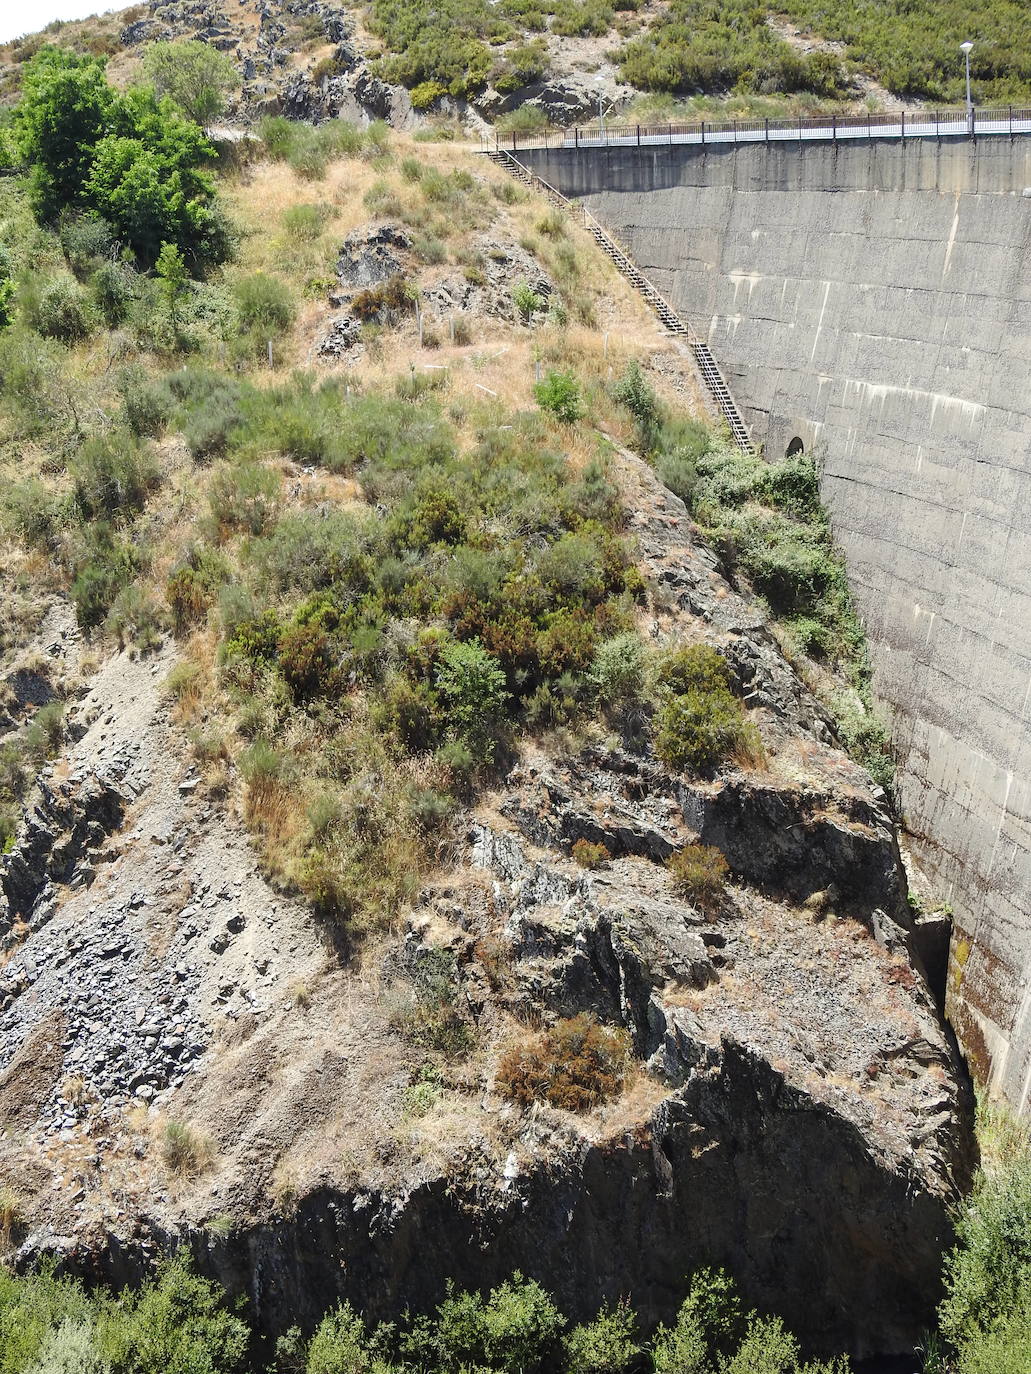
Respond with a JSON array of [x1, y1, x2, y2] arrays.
[[0, 16, 1023, 1374]]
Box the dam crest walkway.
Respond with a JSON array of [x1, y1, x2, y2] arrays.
[[493, 104, 1031, 154]]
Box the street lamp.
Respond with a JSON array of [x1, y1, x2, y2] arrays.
[[961, 41, 974, 135]]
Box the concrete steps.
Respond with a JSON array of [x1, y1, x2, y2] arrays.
[[484, 150, 755, 453]]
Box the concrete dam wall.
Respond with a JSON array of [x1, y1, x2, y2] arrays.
[[520, 135, 1031, 1112]]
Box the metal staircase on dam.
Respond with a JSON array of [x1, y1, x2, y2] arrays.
[[484, 148, 755, 453]]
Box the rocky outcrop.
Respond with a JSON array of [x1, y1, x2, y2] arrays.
[[0, 454, 973, 1360]]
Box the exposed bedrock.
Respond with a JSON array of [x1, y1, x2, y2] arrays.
[[88, 1037, 956, 1361], [2, 467, 972, 1358], [520, 135, 1031, 1113]]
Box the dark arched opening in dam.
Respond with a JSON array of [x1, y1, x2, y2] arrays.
[[520, 133, 1031, 1113]]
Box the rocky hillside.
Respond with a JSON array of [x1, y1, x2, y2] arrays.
[[0, 24, 977, 1367]]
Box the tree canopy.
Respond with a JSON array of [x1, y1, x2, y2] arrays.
[[14, 47, 228, 267], [141, 39, 239, 126]]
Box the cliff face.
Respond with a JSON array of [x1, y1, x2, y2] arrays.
[[519, 136, 1031, 1117], [0, 454, 973, 1358]]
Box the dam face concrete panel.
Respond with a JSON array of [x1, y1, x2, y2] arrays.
[[523, 135, 1031, 1111]]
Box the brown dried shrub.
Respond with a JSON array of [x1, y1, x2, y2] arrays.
[[496, 1013, 630, 1112], [350, 275, 415, 322], [667, 843, 729, 911], [571, 838, 611, 869]]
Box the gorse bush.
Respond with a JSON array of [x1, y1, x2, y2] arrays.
[[653, 643, 760, 775]]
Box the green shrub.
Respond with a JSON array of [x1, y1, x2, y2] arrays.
[[117, 364, 170, 437], [612, 359, 660, 451], [571, 837, 611, 868], [513, 280, 544, 323], [141, 39, 238, 125], [392, 946, 474, 1058], [72, 432, 161, 520], [232, 272, 295, 340], [534, 370, 584, 424], [592, 632, 645, 705], [667, 843, 729, 910], [497, 1013, 630, 1112], [435, 638, 508, 757], [565, 1303, 640, 1374], [90, 258, 136, 326], [939, 1107, 1031, 1370], [282, 202, 330, 241], [407, 1275, 566, 1373], [27, 1318, 107, 1374], [306, 1303, 368, 1374], [29, 273, 97, 341], [208, 461, 279, 536], [654, 688, 758, 775], [58, 211, 114, 276], [3, 479, 66, 551], [657, 642, 733, 697], [184, 384, 245, 461], [71, 534, 139, 630], [24, 702, 65, 765]]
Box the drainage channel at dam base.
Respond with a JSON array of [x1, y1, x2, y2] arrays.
[[483, 148, 757, 455]]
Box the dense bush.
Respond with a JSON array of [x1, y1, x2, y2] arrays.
[[497, 1013, 630, 1111], [71, 432, 160, 520], [27, 273, 97, 341], [687, 440, 888, 788], [534, 370, 584, 423], [368, 0, 502, 97], [141, 39, 238, 125], [939, 1105, 1031, 1373], [15, 47, 226, 267], [653, 643, 758, 775], [232, 272, 295, 353], [618, 0, 847, 96]]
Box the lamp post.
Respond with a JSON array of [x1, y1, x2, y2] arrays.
[[961, 41, 974, 136]]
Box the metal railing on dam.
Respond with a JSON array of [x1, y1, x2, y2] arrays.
[[490, 104, 1031, 153]]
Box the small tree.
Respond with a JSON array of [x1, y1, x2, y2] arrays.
[[155, 240, 188, 330], [141, 40, 238, 126], [435, 638, 508, 759], [534, 370, 584, 424], [0, 248, 14, 330]]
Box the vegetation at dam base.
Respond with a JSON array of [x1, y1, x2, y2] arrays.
[[0, 1103, 1027, 1373]]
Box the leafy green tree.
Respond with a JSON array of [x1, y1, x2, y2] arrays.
[[141, 40, 238, 126], [435, 638, 509, 757], [155, 241, 189, 329], [15, 47, 114, 219], [15, 48, 226, 267]]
